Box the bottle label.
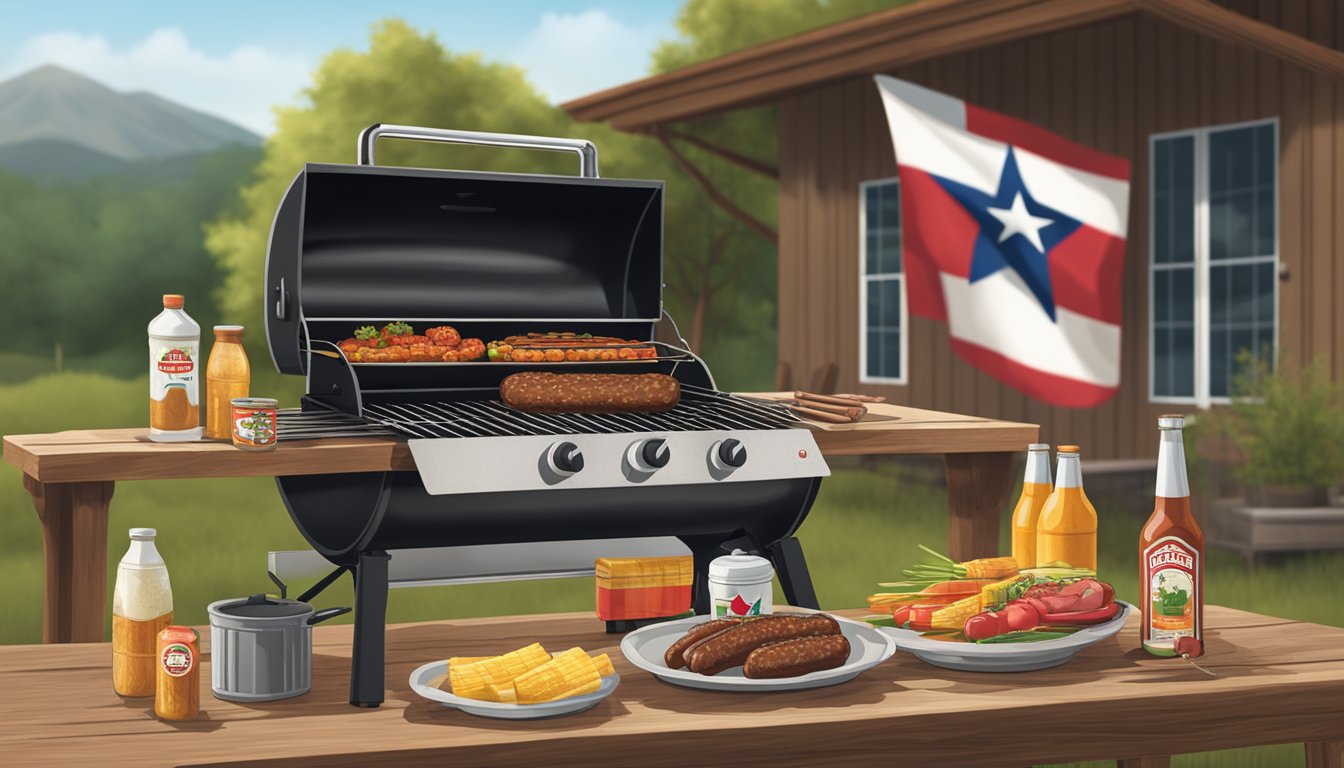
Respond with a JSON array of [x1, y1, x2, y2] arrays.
[[150, 340, 198, 405], [161, 643, 194, 677], [1143, 536, 1199, 644]]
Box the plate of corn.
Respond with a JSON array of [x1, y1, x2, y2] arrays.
[[409, 643, 619, 719]]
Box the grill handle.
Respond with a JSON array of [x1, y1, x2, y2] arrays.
[[357, 124, 599, 178]]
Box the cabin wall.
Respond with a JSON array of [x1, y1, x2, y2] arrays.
[[777, 0, 1344, 460]]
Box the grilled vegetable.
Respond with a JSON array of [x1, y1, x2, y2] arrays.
[[898, 545, 1020, 582], [381, 321, 414, 337], [354, 325, 379, 341], [448, 643, 550, 700], [446, 643, 612, 704]]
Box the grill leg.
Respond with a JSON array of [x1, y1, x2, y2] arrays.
[[680, 536, 721, 616], [769, 537, 819, 609], [350, 551, 390, 708]]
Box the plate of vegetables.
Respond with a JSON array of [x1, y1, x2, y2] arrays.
[[866, 547, 1131, 672]]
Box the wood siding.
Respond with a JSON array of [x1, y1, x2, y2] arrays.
[[777, 1, 1344, 460]]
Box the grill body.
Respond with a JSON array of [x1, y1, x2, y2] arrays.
[[263, 126, 830, 708]]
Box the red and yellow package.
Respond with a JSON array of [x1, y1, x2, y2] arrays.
[[595, 556, 693, 621]]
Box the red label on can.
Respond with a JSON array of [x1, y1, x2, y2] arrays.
[[161, 643, 194, 677], [1143, 536, 1199, 642], [232, 406, 277, 447]]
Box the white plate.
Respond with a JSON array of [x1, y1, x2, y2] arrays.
[[408, 661, 619, 719], [620, 613, 897, 691], [880, 601, 1133, 672]]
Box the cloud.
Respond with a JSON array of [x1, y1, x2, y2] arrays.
[[3, 28, 311, 135], [511, 9, 669, 104]]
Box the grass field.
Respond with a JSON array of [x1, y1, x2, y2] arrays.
[[2, 371, 1339, 767]]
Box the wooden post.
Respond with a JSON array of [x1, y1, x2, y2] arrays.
[[1306, 741, 1344, 768], [943, 452, 1015, 561], [24, 476, 114, 643]]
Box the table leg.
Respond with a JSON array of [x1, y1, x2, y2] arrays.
[[943, 452, 1015, 561], [1118, 758, 1171, 768], [23, 476, 115, 643], [1306, 741, 1344, 768]]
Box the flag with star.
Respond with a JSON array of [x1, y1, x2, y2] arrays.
[[874, 75, 1130, 408]]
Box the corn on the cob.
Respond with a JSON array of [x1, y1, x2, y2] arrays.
[[592, 652, 615, 678], [960, 557, 1020, 580], [487, 681, 518, 703], [514, 647, 600, 704], [449, 643, 550, 699], [929, 575, 1031, 629]]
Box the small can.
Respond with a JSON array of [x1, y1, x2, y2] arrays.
[[231, 397, 278, 451], [708, 550, 775, 618], [155, 625, 200, 720]]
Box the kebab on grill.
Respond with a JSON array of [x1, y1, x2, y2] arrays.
[[337, 323, 485, 363], [487, 332, 659, 362]]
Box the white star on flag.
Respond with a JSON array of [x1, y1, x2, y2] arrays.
[[987, 192, 1055, 253]]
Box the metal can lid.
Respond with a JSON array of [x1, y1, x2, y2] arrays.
[[1028, 443, 1050, 451], [129, 527, 157, 540], [210, 594, 312, 620], [232, 397, 278, 408], [1057, 444, 1081, 454], [708, 550, 775, 584], [1158, 414, 1185, 429]]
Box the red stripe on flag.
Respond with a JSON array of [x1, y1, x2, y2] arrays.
[[965, 104, 1130, 181], [896, 166, 978, 323], [949, 337, 1119, 408], [1048, 225, 1126, 326]]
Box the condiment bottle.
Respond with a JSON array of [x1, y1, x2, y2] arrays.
[[1011, 443, 1053, 570], [708, 550, 774, 618], [112, 528, 173, 697], [148, 294, 202, 442], [1035, 445, 1098, 571], [156, 626, 200, 720], [1141, 415, 1204, 656], [205, 325, 250, 440]]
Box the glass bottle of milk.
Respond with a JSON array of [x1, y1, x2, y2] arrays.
[[112, 528, 174, 698]]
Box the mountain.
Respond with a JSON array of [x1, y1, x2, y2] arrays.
[[0, 65, 261, 179]]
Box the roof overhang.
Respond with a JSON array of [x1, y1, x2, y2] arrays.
[[562, 0, 1344, 132]]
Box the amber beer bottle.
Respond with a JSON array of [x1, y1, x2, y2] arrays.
[[1141, 415, 1204, 656], [1035, 445, 1098, 571], [1011, 443, 1053, 570]]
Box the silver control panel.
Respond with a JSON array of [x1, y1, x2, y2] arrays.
[[408, 429, 829, 496]]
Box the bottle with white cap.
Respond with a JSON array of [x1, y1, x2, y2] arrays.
[[708, 550, 775, 618], [1011, 443, 1053, 570], [112, 528, 174, 697]]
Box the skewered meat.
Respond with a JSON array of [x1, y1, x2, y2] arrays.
[[487, 332, 658, 362], [499, 372, 680, 414]]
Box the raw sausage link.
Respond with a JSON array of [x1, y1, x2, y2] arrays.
[[742, 635, 851, 679], [685, 614, 841, 676], [500, 372, 681, 414], [664, 619, 740, 670]]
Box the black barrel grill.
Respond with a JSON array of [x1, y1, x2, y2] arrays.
[[264, 125, 830, 707]]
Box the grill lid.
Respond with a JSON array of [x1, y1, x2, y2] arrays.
[[265, 126, 664, 375]]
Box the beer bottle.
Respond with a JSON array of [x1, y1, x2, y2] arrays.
[[1035, 445, 1098, 571], [1141, 415, 1204, 656], [1011, 443, 1053, 570]]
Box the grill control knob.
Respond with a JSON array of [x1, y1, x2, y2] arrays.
[[711, 438, 748, 471], [546, 441, 585, 477], [627, 438, 671, 473]]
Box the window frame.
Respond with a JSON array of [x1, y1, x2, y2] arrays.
[[1148, 118, 1279, 408], [858, 176, 909, 386]]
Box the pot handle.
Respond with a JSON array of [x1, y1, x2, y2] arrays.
[[357, 124, 599, 178], [308, 606, 352, 626]]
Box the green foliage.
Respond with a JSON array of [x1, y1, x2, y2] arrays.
[[0, 146, 259, 375], [1212, 354, 1344, 489]]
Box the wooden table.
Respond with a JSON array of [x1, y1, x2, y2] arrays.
[[1, 607, 1340, 768], [3, 397, 1036, 643]]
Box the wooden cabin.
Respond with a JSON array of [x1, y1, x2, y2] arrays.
[[565, 0, 1344, 459]]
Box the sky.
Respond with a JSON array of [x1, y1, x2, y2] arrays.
[[0, 1, 683, 135]]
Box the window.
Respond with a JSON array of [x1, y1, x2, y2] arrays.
[[1150, 120, 1277, 406], [860, 178, 906, 384]]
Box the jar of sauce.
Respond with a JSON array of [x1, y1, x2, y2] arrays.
[[708, 550, 774, 618], [205, 325, 250, 440], [231, 397, 278, 451], [155, 625, 200, 720]]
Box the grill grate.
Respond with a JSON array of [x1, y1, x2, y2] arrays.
[[277, 409, 400, 441], [361, 386, 800, 439]]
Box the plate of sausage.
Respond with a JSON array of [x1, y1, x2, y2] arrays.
[[619, 612, 896, 692]]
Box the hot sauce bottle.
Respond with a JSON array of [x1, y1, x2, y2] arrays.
[[1141, 415, 1204, 657]]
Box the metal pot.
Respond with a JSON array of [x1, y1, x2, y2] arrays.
[[208, 594, 350, 702]]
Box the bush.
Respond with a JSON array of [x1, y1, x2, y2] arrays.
[[1218, 354, 1344, 490]]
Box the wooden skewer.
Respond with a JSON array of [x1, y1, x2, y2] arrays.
[[788, 403, 863, 424], [785, 398, 867, 420], [794, 391, 871, 408]]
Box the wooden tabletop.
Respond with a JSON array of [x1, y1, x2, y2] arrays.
[[2, 395, 1037, 483], [2, 607, 1341, 768]]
